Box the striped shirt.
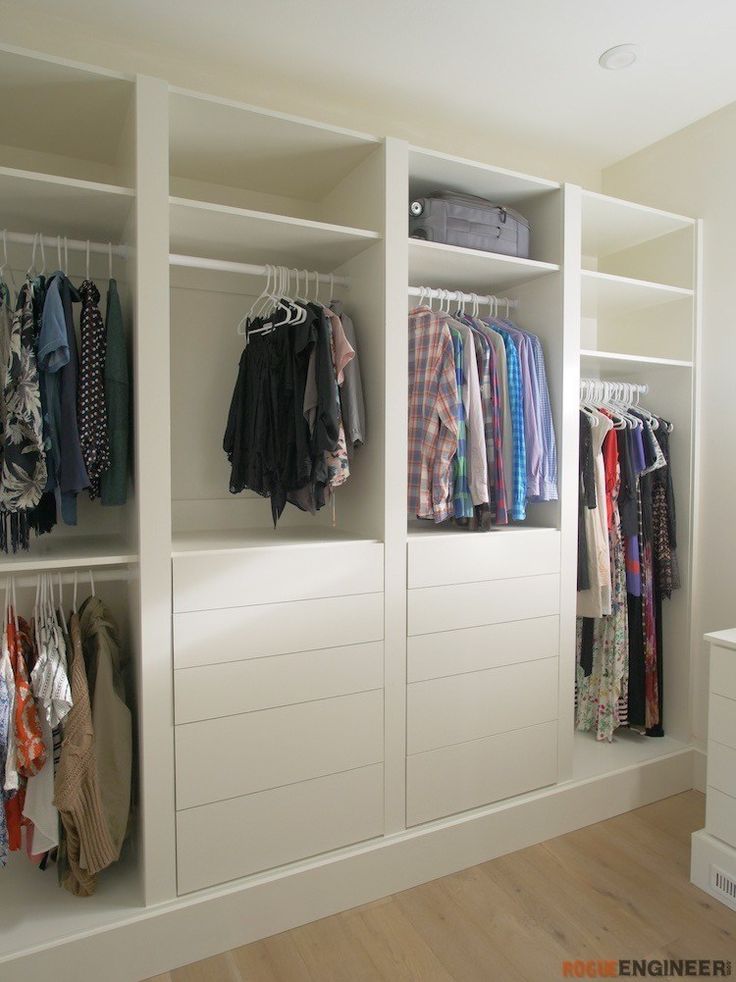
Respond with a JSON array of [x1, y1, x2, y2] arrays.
[[496, 327, 527, 520], [450, 328, 473, 520], [527, 334, 558, 502]]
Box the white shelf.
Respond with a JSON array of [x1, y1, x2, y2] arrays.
[[172, 526, 380, 556], [0, 536, 137, 574], [0, 167, 134, 243], [571, 729, 693, 783], [409, 146, 559, 204], [169, 87, 378, 202], [580, 349, 693, 371], [409, 238, 559, 292], [581, 269, 693, 319], [582, 189, 695, 258], [169, 197, 380, 269], [407, 522, 559, 538]]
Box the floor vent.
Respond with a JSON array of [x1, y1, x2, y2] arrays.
[[711, 865, 736, 907]]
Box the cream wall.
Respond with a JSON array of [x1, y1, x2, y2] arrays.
[[604, 102, 736, 745], [0, 11, 601, 189]]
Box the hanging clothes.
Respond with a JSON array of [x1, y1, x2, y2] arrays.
[[100, 278, 129, 507], [77, 279, 111, 500]]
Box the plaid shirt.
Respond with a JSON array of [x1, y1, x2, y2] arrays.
[[450, 327, 473, 520], [408, 308, 458, 522], [527, 334, 558, 502], [469, 319, 508, 525], [496, 327, 526, 520]]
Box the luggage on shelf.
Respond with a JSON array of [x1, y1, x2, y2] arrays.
[[409, 191, 530, 258]]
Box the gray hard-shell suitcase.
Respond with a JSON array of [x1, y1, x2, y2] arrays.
[[409, 191, 530, 258]]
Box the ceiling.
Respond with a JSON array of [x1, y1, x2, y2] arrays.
[[3, 0, 736, 178]]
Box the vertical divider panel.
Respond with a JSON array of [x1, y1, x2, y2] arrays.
[[689, 218, 704, 745], [133, 75, 176, 904], [558, 183, 583, 781], [383, 137, 409, 833]]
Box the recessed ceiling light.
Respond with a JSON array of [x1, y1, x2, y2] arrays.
[[598, 44, 638, 70]]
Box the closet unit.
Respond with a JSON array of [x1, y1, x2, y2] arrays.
[[0, 43, 701, 981]]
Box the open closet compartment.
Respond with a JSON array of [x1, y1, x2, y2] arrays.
[[404, 146, 568, 827], [571, 183, 700, 780], [167, 89, 387, 896]]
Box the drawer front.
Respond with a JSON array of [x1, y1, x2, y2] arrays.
[[407, 616, 559, 683], [706, 787, 736, 849], [407, 657, 558, 754], [408, 530, 560, 589], [709, 693, 736, 752], [175, 689, 383, 809], [173, 593, 384, 669], [175, 642, 383, 724], [408, 574, 560, 636], [708, 741, 736, 799], [407, 721, 558, 826], [711, 646, 736, 701], [177, 764, 384, 894], [173, 542, 383, 612]]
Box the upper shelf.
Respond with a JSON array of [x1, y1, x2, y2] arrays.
[[581, 269, 693, 319], [169, 197, 380, 269], [409, 146, 559, 205], [169, 87, 379, 203], [409, 239, 559, 292], [0, 167, 134, 243], [581, 190, 695, 259]]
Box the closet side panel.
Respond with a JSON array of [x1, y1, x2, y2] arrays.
[[133, 73, 176, 905]]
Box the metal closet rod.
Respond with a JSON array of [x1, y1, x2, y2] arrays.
[[2, 230, 127, 259], [408, 285, 518, 308], [169, 254, 350, 287]]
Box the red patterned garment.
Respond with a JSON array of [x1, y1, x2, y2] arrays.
[[8, 613, 46, 777]]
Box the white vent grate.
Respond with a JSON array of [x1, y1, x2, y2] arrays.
[[711, 864, 736, 905]]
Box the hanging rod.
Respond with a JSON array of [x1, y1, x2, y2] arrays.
[[2, 230, 127, 259], [408, 285, 518, 309], [169, 254, 350, 287]]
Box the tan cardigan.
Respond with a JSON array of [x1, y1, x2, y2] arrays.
[[53, 612, 116, 897]]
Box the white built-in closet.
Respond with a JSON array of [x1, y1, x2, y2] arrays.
[[0, 44, 701, 981]]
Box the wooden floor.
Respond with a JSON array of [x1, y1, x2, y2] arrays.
[[147, 792, 736, 982]]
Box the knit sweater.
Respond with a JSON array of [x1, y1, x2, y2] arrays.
[[53, 612, 116, 896]]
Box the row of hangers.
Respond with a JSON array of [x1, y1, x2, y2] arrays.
[[0, 230, 115, 295], [415, 286, 517, 320], [579, 378, 673, 433], [241, 264, 340, 338], [2, 569, 97, 631]]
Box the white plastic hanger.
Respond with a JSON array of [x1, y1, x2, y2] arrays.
[[72, 570, 78, 614], [57, 234, 63, 271], [89, 569, 96, 597], [85, 240, 91, 281], [108, 242, 113, 281], [38, 234, 46, 277], [26, 232, 39, 280], [0, 229, 17, 296], [240, 264, 273, 336]]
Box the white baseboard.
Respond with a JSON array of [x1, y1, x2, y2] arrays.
[[691, 829, 736, 912], [6, 748, 696, 982]]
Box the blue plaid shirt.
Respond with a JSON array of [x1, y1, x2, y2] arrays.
[[450, 328, 473, 520], [527, 334, 558, 502], [495, 327, 526, 520]]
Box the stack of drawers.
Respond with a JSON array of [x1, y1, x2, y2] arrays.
[[406, 530, 561, 826], [705, 638, 736, 848], [172, 541, 385, 894]]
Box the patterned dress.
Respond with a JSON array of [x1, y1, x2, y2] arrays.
[[77, 279, 111, 499]]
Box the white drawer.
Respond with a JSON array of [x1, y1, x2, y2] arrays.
[[709, 693, 736, 751], [173, 542, 383, 612], [175, 689, 383, 809], [175, 642, 383, 724], [407, 721, 558, 826], [708, 741, 736, 799], [706, 787, 736, 849], [407, 616, 559, 683], [407, 657, 558, 754], [173, 593, 384, 669], [711, 646, 736, 701], [407, 574, 560, 636], [177, 764, 384, 894], [408, 530, 560, 589]]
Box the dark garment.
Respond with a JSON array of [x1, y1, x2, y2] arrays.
[[577, 412, 595, 591], [579, 617, 595, 676], [56, 275, 88, 524], [627, 593, 646, 727], [101, 279, 129, 506], [78, 279, 111, 500], [617, 426, 638, 539]]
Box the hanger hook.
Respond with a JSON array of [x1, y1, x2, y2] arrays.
[[39, 233, 46, 275], [86, 240, 90, 280], [108, 241, 113, 280]]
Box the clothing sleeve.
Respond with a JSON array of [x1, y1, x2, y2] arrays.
[[432, 330, 459, 522], [521, 338, 543, 498], [462, 328, 489, 507]]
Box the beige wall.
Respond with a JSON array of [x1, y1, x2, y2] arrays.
[[604, 102, 736, 744], [0, 10, 600, 188]]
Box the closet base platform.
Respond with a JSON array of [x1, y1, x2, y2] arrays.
[[1, 744, 696, 982]]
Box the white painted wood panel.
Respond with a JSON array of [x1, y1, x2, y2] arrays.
[[407, 657, 558, 754], [175, 642, 383, 723], [175, 690, 383, 809], [173, 593, 383, 669], [407, 574, 560, 636], [407, 530, 560, 589], [708, 741, 736, 800], [711, 646, 736, 701], [706, 787, 736, 850], [172, 541, 383, 612], [176, 764, 384, 894], [708, 693, 736, 752], [407, 721, 558, 826], [407, 615, 559, 682]]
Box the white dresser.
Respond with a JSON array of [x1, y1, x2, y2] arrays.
[[691, 629, 736, 911]]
